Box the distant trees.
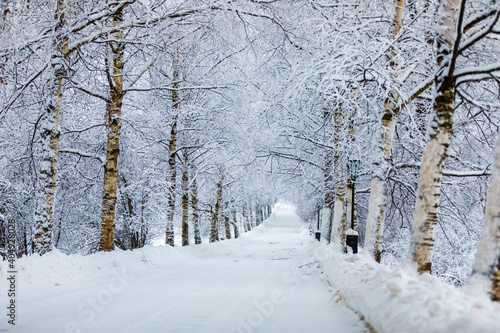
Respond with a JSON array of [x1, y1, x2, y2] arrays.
[[0, 0, 287, 257]]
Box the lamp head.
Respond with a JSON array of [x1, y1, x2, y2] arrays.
[[348, 159, 360, 180]]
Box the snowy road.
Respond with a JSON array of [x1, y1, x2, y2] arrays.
[[6, 204, 368, 333]]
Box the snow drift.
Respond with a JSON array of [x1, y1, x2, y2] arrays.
[[310, 243, 500, 333]]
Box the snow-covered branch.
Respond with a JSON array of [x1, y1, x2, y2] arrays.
[[59, 149, 104, 164]]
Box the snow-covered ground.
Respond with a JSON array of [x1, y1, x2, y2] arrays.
[[311, 241, 500, 333], [3, 203, 499, 333], [0, 203, 368, 333]]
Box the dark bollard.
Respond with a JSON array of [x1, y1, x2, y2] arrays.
[[315, 231, 321, 241], [346, 234, 358, 254]]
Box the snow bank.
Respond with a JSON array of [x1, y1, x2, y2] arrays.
[[310, 243, 500, 333], [0, 226, 264, 291]]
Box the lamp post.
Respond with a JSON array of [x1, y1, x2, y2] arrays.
[[346, 159, 360, 253], [315, 203, 321, 241]]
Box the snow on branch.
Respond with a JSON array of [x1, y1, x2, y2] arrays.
[[0, 61, 49, 120], [459, 9, 500, 53], [442, 169, 492, 178], [59, 149, 104, 164], [124, 85, 230, 93], [463, 5, 500, 33], [394, 163, 491, 178], [71, 81, 110, 103], [455, 63, 500, 80]]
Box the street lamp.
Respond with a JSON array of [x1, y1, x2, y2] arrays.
[[315, 202, 321, 241], [348, 159, 360, 181], [346, 159, 360, 253]]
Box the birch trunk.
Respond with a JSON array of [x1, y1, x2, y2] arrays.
[[165, 56, 179, 246], [254, 204, 259, 226], [181, 153, 189, 246], [224, 204, 231, 240], [242, 203, 248, 233], [243, 201, 251, 232], [99, 2, 124, 252], [34, 0, 71, 255], [191, 173, 201, 245], [364, 0, 405, 263], [232, 209, 240, 238], [472, 137, 500, 301], [409, 0, 462, 274], [332, 106, 346, 249], [322, 150, 334, 243], [210, 177, 222, 242]]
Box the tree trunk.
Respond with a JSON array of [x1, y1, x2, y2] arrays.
[[224, 204, 231, 240], [181, 152, 189, 246], [242, 204, 248, 233], [409, 0, 462, 274], [99, 3, 124, 252], [191, 172, 201, 245], [472, 136, 500, 301], [322, 149, 334, 243], [364, 0, 405, 263], [165, 48, 180, 246], [166, 79, 181, 245], [210, 177, 222, 243], [243, 201, 251, 232], [232, 209, 239, 238], [33, 0, 71, 256], [331, 106, 346, 249], [165, 119, 177, 246]]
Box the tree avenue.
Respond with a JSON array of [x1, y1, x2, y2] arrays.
[[1, 0, 499, 301]]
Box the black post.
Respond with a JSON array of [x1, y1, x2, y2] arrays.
[[351, 181, 355, 230], [346, 178, 358, 254], [315, 208, 321, 241]]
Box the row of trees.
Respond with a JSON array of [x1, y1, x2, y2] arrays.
[[0, 0, 499, 301], [0, 0, 281, 258], [294, 0, 500, 301]]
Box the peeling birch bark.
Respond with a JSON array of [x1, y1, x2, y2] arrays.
[[231, 209, 240, 238], [224, 203, 231, 240], [210, 175, 222, 243], [332, 106, 346, 249], [165, 53, 180, 247], [472, 137, 500, 301], [181, 152, 189, 246], [33, 0, 71, 255], [322, 148, 334, 243], [409, 0, 462, 274], [364, 0, 405, 263], [99, 2, 125, 252], [191, 172, 201, 245]]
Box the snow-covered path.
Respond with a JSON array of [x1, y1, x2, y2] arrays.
[[5, 204, 367, 333]]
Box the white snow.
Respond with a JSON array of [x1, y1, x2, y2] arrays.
[[3, 203, 500, 333], [0, 203, 367, 333], [312, 245, 500, 333]]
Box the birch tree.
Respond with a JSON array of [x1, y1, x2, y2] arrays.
[[181, 150, 189, 246], [165, 55, 179, 247], [472, 136, 500, 301], [364, 0, 406, 263], [191, 172, 201, 244], [410, 0, 500, 274], [33, 0, 71, 255], [99, 1, 125, 251]]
